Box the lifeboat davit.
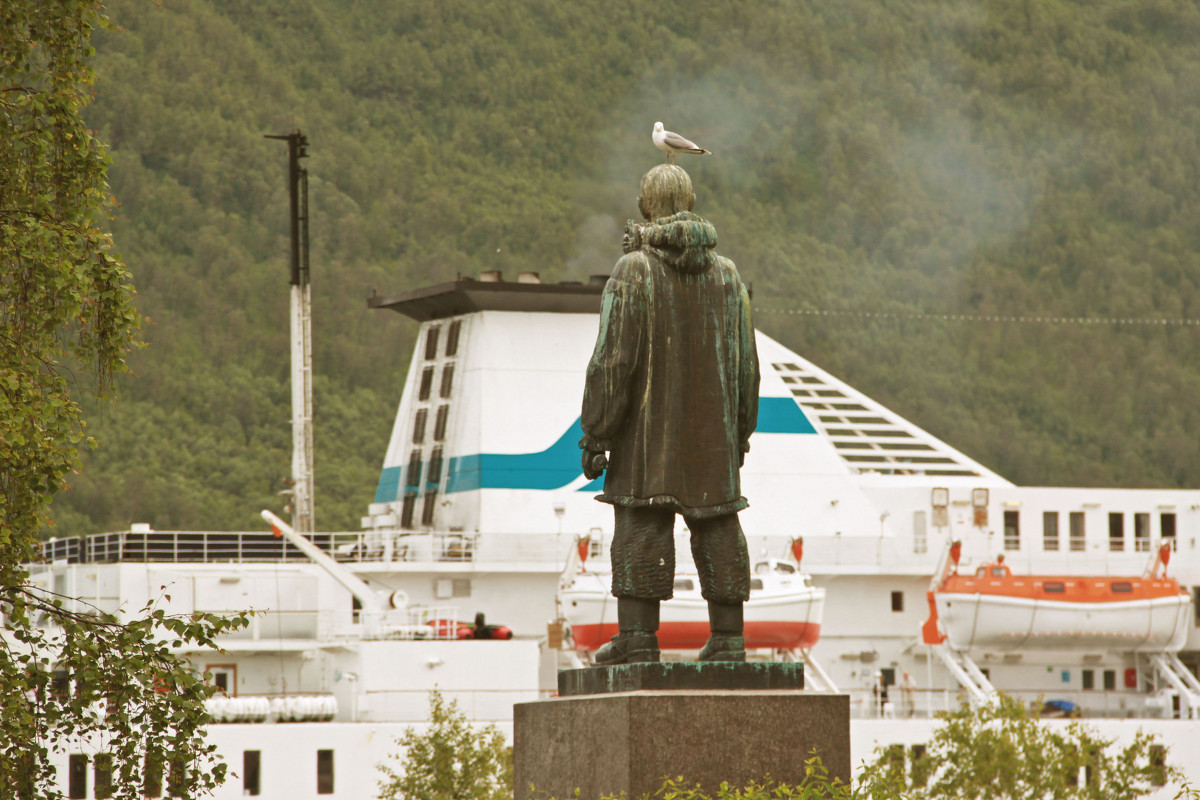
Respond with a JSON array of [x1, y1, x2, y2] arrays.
[[922, 542, 1190, 652], [559, 536, 824, 652]]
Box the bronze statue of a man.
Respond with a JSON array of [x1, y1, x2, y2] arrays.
[[579, 164, 760, 664]]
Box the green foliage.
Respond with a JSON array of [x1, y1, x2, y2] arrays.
[[378, 690, 513, 800], [38, 0, 1200, 535], [1, 3, 249, 797], [631, 760, 853, 800], [1, 588, 251, 800], [855, 695, 1200, 800], [1, 0, 140, 564]]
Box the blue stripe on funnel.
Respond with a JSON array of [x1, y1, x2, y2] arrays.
[[375, 397, 814, 498]]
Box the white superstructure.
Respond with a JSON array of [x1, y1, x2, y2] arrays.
[[31, 273, 1200, 798]]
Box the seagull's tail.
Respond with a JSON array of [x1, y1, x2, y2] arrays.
[[692, 147, 712, 155]]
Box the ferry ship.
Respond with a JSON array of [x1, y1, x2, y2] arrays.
[[28, 272, 1200, 798]]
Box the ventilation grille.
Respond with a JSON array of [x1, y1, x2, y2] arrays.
[[771, 361, 986, 478]]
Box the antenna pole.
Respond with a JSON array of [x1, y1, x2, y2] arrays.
[[266, 131, 315, 533]]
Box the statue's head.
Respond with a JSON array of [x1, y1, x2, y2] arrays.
[[638, 164, 695, 221]]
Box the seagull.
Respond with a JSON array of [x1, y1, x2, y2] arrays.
[[652, 121, 711, 163]]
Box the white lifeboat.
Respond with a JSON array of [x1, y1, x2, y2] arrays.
[[558, 536, 825, 652], [922, 542, 1190, 653]]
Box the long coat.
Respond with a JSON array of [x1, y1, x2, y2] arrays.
[[580, 212, 760, 518]]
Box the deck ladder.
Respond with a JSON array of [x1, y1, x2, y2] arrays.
[[932, 644, 999, 707], [1146, 652, 1200, 719]]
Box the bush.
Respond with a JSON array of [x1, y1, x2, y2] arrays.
[[378, 690, 512, 800]]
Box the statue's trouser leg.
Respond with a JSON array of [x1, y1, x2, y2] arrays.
[[686, 513, 750, 661], [610, 505, 675, 601], [686, 512, 750, 604], [595, 505, 672, 664]]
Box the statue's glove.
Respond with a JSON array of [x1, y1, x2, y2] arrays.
[[582, 448, 608, 480], [622, 220, 644, 254]]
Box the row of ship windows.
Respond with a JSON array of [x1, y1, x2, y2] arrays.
[[1000, 510, 1176, 553], [878, 741, 1168, 787], [60, 749, 335, 798], [424, 319, 463, 361], [418, 363, 455, 402], [405, 325, 460, 531]]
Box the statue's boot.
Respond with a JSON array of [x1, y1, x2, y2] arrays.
[[594, 598, 660, 664], [698, 601, 745, 662]]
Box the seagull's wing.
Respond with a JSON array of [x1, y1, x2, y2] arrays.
[[662, 130, 703, 151]]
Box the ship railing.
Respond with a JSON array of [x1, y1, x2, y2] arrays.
[[33, 529, 1186, 577], [848, 687, 1180, 720], [358, 688, 542, 723], [36, 530, 343, 565]]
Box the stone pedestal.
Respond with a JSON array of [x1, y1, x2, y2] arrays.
[[514, 671, 849, 800]]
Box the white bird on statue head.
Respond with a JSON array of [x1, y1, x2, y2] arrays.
[[652, 121, 712, 163]]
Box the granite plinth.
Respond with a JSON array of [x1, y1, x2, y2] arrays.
[[514, 691, 850, 800], [559, 661, 805, 696]]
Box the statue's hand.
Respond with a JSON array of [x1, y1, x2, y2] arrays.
[[582, 448, 608, 480]]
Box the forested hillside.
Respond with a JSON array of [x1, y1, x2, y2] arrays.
[[50, 0, 1200, 536]]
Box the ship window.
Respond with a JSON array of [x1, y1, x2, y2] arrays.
[[991, 567, 1008, 577], [440, 364, 455, 398], [94, 754, 113, 799], [750, 578, 764, 591], [445, 319, 462, 356], [782, 376, 798, 383], [801, 377, 822, 384], [244, 751, 261, 796], [1003, 510, 1020, 551], [1043, 511, 1059, 551], [975, 567, 987, 578], [207, 664, 236, 696], [168, 757, 186, 797], [418, 366, 434, 401], [910, 744, 932, 787], [891, 591, 904, 612], [406, 450, 423, 487], [1109, 512, 1125, 552], [1103, 669, 1116, 691], [428, 447, 444, 485], [434, 405, 449, 441], [1069, 511, 1086, 551], [144, 753, 163, 797], [674, 579, 695, 591], [1150, 745, 1167, 786], [68, 754, 87, 799], [1043, 582, 1065, 593], [400, 493, 416, 528], [424, 326, 440, 360], [790, 389, 812, 396], [1112, 581, 1133, 593], [421, 491, 437, 526], [1194, 587, 1200, 627], [1082, 669, 1095, 690], [412, 408, 427, 443], [1134, 513, 1150, 552], [317, 749, 334, 794], [1162, 513, 1177, 543], [913, 510, 927, 554]]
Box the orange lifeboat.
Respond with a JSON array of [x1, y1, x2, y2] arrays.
[[922, 543, 1190, 652]]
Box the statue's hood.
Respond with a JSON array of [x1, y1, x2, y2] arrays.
[[641, 211, 718, 274]]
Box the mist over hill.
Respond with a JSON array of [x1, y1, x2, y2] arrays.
[[50, 0, 1200, 536]]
